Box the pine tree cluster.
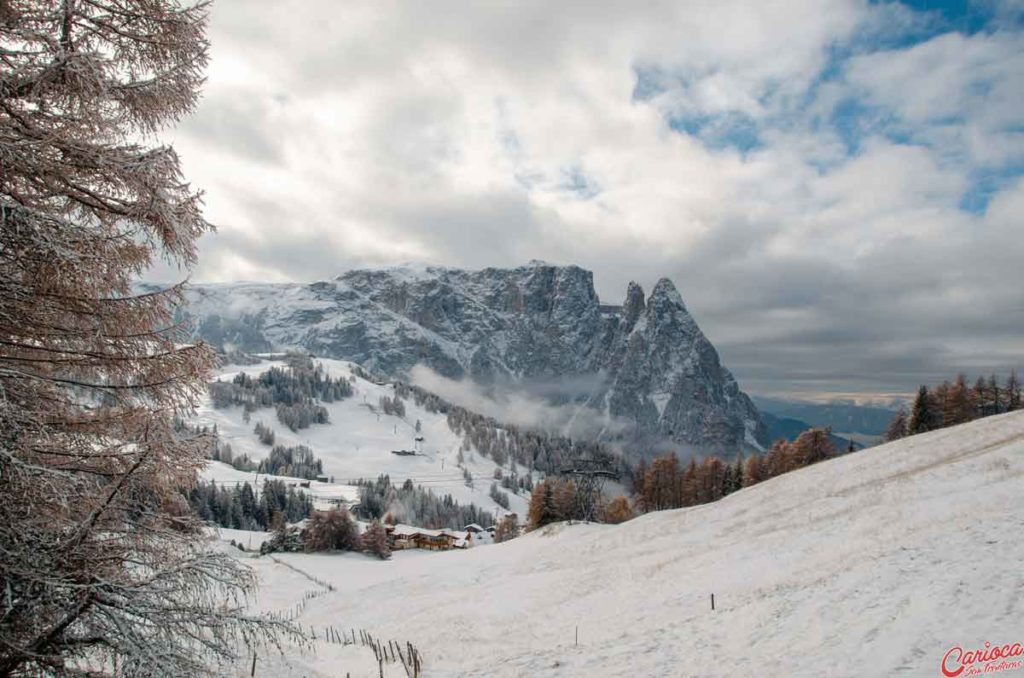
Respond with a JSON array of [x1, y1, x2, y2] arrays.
[[200, 423, 325, 480], [740, 428, 835, 488], [624, 427, 836, 517], [258, 444, 323, 480], [254, 421, 276, 446], [527, 477, 588, 529], [275, 401, 329, 432], [378, 394, 407, 417], [393, 381, 623, 478], [208, 440, 259, 472], [208, 354, 352, 430], [355, 475, 495, 530], [886, 371, 1022, 441], [489, 482, 511, 510], [186, 479, 313, 531]]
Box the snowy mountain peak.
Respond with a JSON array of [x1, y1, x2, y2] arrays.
[[176, 263, 767, 455], [622, 281, 646, 330], [648, 277, 687, 312]]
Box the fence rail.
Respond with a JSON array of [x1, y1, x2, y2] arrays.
[[256, 557, 423, 677]]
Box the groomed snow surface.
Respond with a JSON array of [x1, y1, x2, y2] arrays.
[[216, 409, 1024, 677]]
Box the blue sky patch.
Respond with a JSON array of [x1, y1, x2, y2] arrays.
[[668, 112, 762, 154], [558, 165, 601, 200]]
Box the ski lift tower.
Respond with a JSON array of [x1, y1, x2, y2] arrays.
[[558, 457, 619, 522]]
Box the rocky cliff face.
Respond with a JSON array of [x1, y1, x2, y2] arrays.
[[177, 262, 767, 455]]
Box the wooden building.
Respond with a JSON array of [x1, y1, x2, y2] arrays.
[[385, 524, 472, 551]]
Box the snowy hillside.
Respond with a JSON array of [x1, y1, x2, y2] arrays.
[[194, 357, 531, 519], [223, 409, 1024, 677]]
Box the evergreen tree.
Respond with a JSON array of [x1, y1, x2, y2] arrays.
[[1007, 370, 1022, 412], [729, 455, 744, 494], [908, 386, 934, 435], [988, 374, 1003, 415], [933, 381, 952, 427], [972, 376, 989, 417], [489, 482, 511, 510]]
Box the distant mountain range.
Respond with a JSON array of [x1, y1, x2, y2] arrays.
[[761, 412, 862, 452], [167, 262, 769, 457], [752, 396, 898, 439]]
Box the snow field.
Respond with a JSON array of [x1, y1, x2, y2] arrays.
[[218, 410, 1024, 676]]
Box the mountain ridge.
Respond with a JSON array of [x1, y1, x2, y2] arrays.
[[173, 262, 768, 456]]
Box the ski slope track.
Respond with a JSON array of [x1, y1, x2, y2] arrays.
[[226, 410, 1024, 677]]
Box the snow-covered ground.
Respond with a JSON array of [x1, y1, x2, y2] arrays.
[[218, 409, 1024, 677], [195, 357, 531, 519]]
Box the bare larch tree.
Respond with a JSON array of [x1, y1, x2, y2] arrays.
[[0, 1, 294, 675]]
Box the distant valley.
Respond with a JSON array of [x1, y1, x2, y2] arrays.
[[752, 395, 898, 445]]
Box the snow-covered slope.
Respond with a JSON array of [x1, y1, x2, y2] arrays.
[[195, 358, 530, 519], [173, 262, 767, 455], [226, 410, 1024, 677]]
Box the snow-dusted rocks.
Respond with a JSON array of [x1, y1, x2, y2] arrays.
[[176, 262, 767, 455]]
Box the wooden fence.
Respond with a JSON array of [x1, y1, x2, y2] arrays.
[[310, 627, 423, 678], [258, 557, 423, 677]]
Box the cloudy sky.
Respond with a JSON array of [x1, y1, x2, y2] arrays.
[[166, 0, 1024, 401]]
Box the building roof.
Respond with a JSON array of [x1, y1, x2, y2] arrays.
[[386, 524, 470, 541]]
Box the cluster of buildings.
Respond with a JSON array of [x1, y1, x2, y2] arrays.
[[384, 522, 497, 551]]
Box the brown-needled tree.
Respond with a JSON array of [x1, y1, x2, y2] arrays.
[[0, 1, 293, 674]]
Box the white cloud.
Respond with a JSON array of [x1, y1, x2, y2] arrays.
[[408, 366, 631, 439], [163, 0, 1024, 396]]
